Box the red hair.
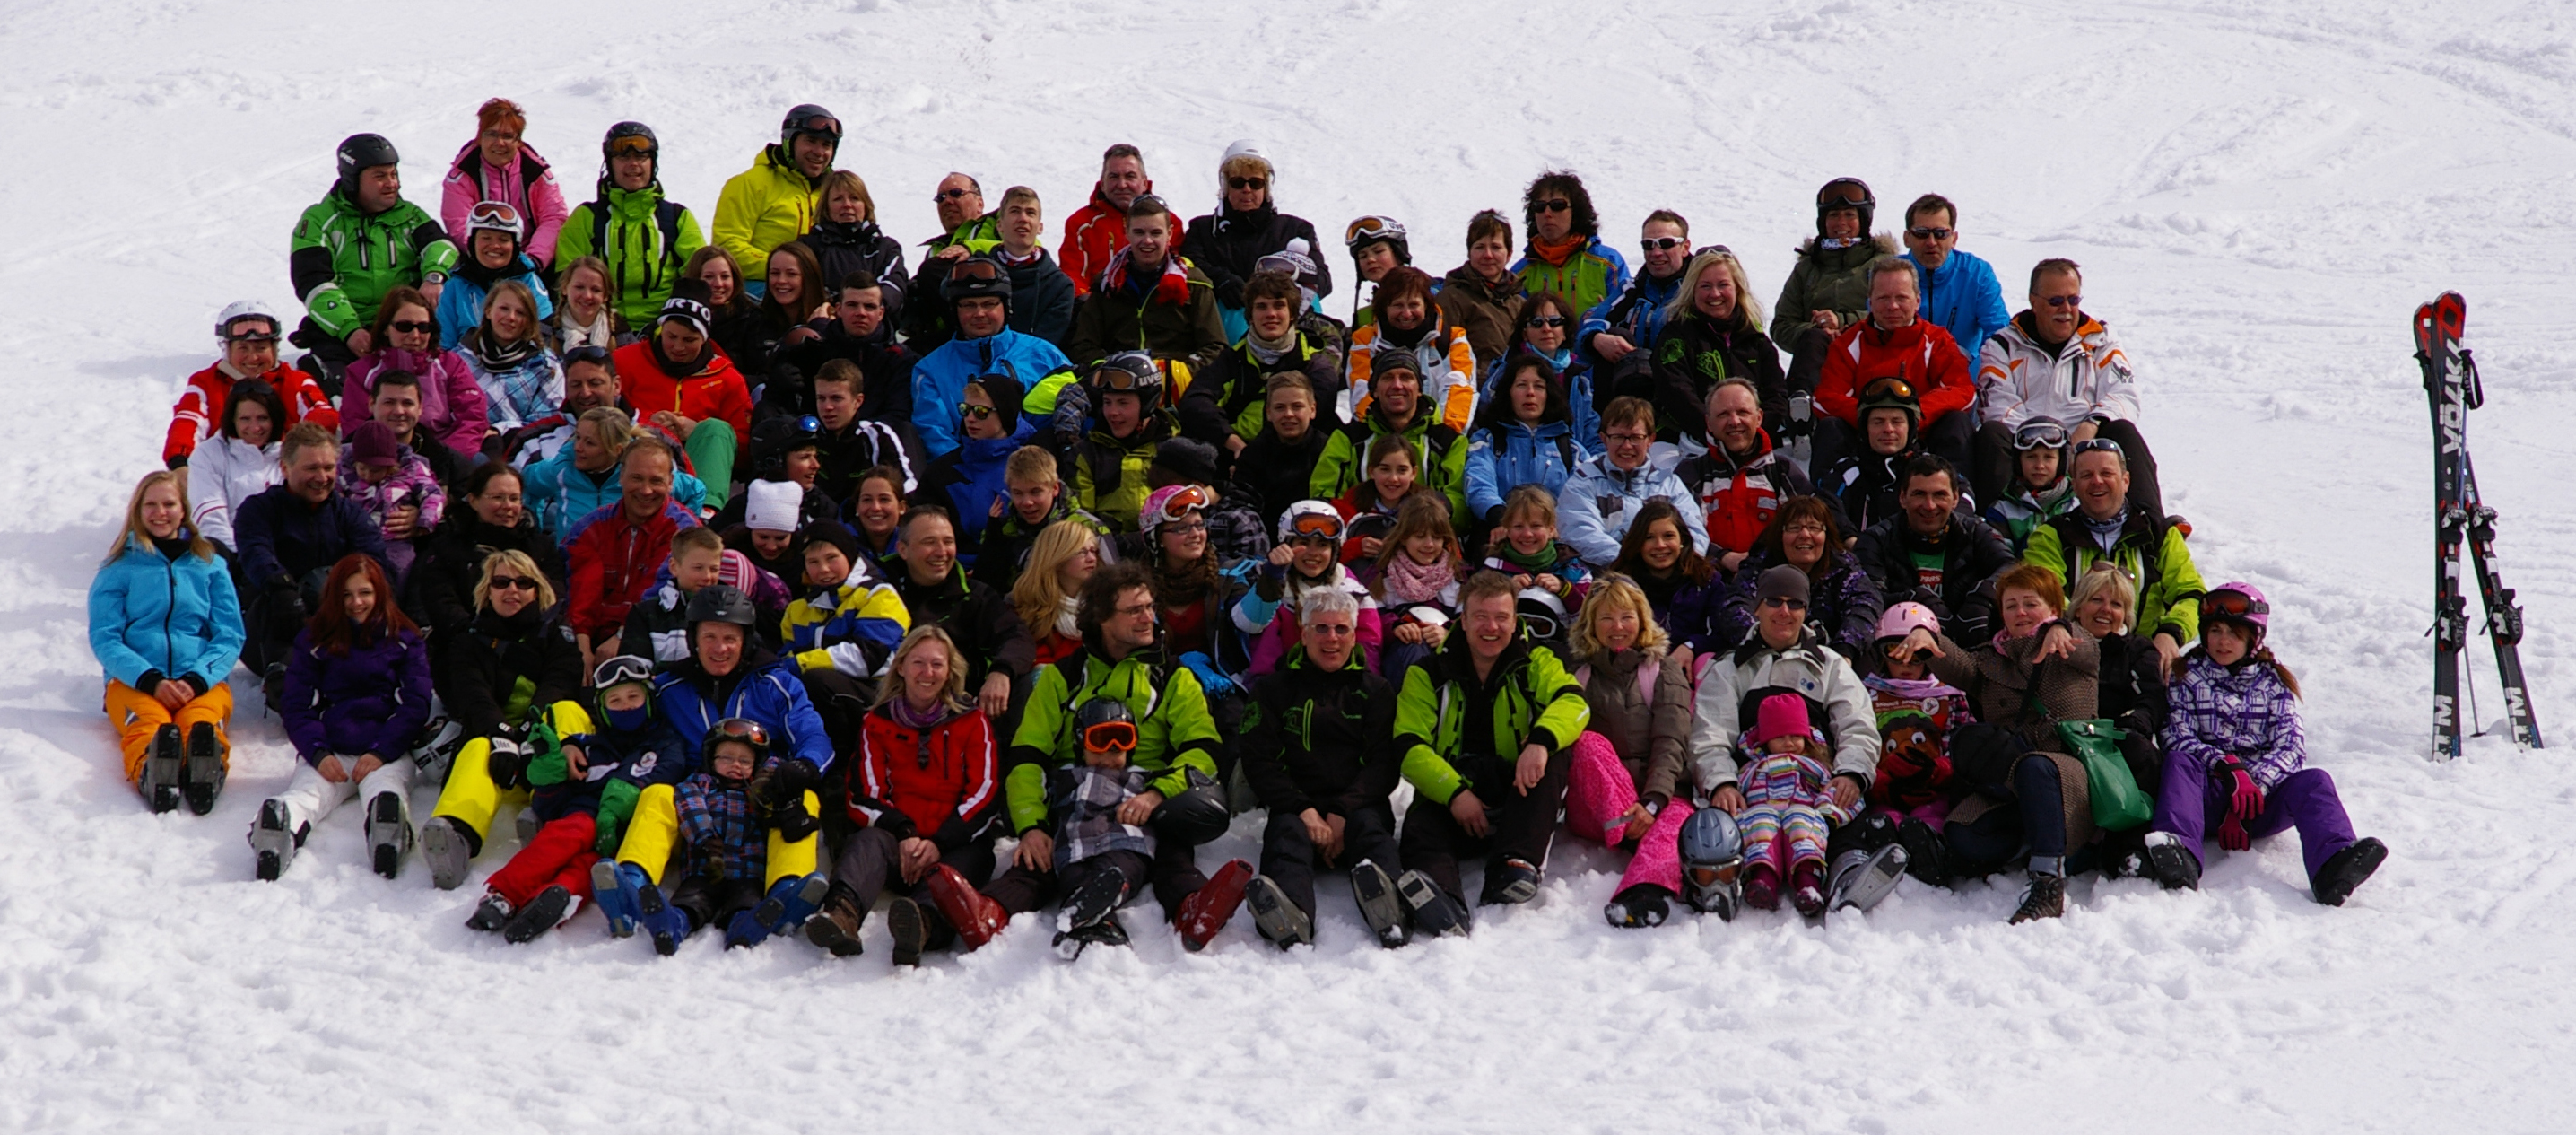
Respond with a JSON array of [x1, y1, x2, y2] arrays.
[[476, 98, 526, 135], [309, 554, 416, 655]]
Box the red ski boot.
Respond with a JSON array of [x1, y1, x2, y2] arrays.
[[1174, 859, 1253, 952], [927, 864, 1008, 950]]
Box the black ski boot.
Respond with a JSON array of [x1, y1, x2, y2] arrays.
[[502, 886, 574, 944], [885, 897, 927, 966], [181, 721, 225, 815], [140, 725, 184, 814], [1603, 884, 1672, 929], [2143, 832, 2201, 891], [366, 790, 412, 880], [1396, 869, 1472, 937], [466, 893, 514, 933], [1349, 860, 1412, 948], [1829, 843, 1910, 912], [2311, 837, 2388, 907], [1245, 875, 1314, 948], [1050, 868, 1131, 959], [1052, 914, 1130, 959], [250, 799, 300, 881], [1896, 817, 1954, 888], [1480, 857, 1541, 906]]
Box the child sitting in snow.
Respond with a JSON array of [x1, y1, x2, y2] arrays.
[[654, 719, 821, 952], [1735, 692, 1855, 918], [337, 420, 444, 581], [466, 655, 683, 944], [1048, 698, 1160, 957], [1979, 417, 2078, 554], [2144, 582, 2388, 906]]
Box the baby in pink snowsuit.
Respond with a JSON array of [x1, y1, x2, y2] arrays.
[[1736, 693, 1852, 917], [338, 420, 445, 582]]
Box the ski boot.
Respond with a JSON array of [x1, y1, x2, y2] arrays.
[[1052, 913, 1130, 960], [250, 799, 300, 881], [466, 892, 515, 933], [2142, 832, 2201, 892], [633, 873, 688, 956], [1052, 868, 1133, 959], [366, 790, 412, 880], [1175, 859, 1253, 951], [1829, 843, 1910, 913], [804, 884, 869, 959], [1395, 869, 1472, 938], [1895, 817, 1954, 888], [181, 721, 225, 816], [1603, 885, 1673, 929], [2311, 837, 2388, 907], [927, 864, 1008, 951], [1678, 807, 1744, 921], [140, 725, 185, 815], [753, 873, 830, 935], [419, 816, 474, 891], [725, 908, 771, 950], [1480, 857, 1541, 906], [1349, 860, 1412, 948], [1790, 862, 1829, 920], [591, 860, 641, 938], [2009, 871, 2067, 924], [502, 886, 575, 945], [1244, 875, 1314, 949]]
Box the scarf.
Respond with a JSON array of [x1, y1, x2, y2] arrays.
[[1380, 551, 1456, 606], [1153, 551, 1215, 608], [1244, 325, 1299, 367], [1528, 234, 1586, 267], [1054, 595, 1080, 639], [1495, 539, 1561, 573], [1103, 249, 1191, 307], [2082, 508, 2128, 554], [556, 308, 616, 353], [1819, 237, 1865, 251], [887, 695, 955, 731], [468, 326, 541, 371]]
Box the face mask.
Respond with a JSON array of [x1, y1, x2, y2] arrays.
[[604, 701, 650, 733]]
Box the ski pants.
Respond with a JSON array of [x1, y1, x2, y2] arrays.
[[268, 755, 415, 839], [1945, 754, 2069, 877], [1397, 746, 1572, 905], [1258, 799, 1402, 920], [829, 825, 1000, 952], [1562, 731, 1695, 898], [683, 422, 738, 510], [2153, 759, 2355, 882], [487, 813, 599, 908], [103, 679, 231, 782], [431, 701, 592, 852], [1971, 418, 2164, 519], [613, 783, 820, 887]]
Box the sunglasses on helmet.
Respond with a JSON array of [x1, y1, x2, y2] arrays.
[[2013, 419, 2070, 450], [1860, 376, 1915, 401], [562, 344, 613, 365], [2202, 589, 2270, 621]]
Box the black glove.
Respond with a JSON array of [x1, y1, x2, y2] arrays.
[[770, 798, 819, 842], [266, 582, 308, 624], [165, 452, 189, 471], [758, 757, 821, 813]]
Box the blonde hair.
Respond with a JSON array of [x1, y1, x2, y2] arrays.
[[472, 548, 558, 611], [1570, 573, 1667, 662], [1501, 484, 1557, 528], [1012, 520, 1097, 634], [1664, 249, 1768, 333], [105, 469, 213, 566], [820, 170, 875, 222], [479, 279, 544, 346], [874, 624, 971, 712], [2067, 561, 2139, 634]]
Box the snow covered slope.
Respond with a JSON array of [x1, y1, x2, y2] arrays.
[[4, 1, 2573, 1130]]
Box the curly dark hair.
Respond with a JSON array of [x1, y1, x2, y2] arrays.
[[1075, 559, 1154, 650], [1522, 170, 1599, 241]]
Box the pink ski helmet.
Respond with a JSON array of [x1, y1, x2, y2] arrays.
[[1875, 601, 1940, 643]]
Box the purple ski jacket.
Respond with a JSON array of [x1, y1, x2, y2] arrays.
[[2159, 651, 2306, 791]]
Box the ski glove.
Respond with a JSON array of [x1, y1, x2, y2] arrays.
[[2217, 755, 2263, 851], [757, 757, 822, 814], [1178, 651, 1236, 700]]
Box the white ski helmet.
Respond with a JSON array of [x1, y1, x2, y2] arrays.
[[215, 300, 282, 342]]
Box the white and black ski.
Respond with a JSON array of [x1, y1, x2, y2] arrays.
[[2415, 292, 2543, 758]]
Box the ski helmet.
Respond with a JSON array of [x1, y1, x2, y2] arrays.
[[1815, 177, 1875, 238], [779, 103, 842, 148], [1677, 807, 1744, 916], [602, 121, 660, 184], [684, 583, 759, 628], [1140, 484, 1214, 537], [1516, 587, 1569, 643], [943, 255, 1014, 312], [1277, 500, 1345, 544], [1075, 696, 1136, 748], [2203, 581, 2271, 641], [465, 199, 526, 245], [1146, 767, 1231, 846], [1090, 351, 1166, 413], [335, 133, 400, 197], [701, 716, 773, 767], [214, 300, 282, 343], [1874, 601, 1940, 644], [1344, 215, 1412, 265]]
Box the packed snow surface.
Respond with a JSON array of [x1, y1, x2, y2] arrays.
[[4, 0, 2575, 1130]]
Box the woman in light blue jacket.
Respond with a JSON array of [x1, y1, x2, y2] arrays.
[[88, 469, 245, 815], [1463, 354, 1594, 529], [524, 406, 708, 537]]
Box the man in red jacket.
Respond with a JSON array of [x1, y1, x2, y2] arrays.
[[562, 436, 701, 673], [1057, 144, 1150, 299], [165, 301, 337, 467], [1813, 257, 1974, 476], [612, 284, 752, 507]]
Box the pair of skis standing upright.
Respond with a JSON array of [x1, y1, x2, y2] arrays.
[[2415, 292, 2544, 759]]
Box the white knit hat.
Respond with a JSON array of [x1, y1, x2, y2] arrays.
[[744, 479, 802, 534]]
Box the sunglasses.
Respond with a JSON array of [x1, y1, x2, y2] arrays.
[[2203, 589, 2271, 620], [388, 319, 436, 335], [1640, 237, 1686, 252], [1534, 197, 1572, 213], [1761, 596, 1809, 611], [1907, 227, 1954, 240], [2072, 438, 2124, 457], [1693, 244, 1736, 258], [1883, 644, 1930, 664], [960, 404, 997, 422], [1523, 315, 1567, 328], [1083, 720, 1138, 752], [489, 574, 539, 592], [1158, 520, 1207, 537], [933, 188, 974, 203], [2043, 294, 2083, 309], [1227, 177, 1267, 191]]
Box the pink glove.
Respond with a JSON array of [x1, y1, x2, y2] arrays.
[[2218, 756, 2262, 851]]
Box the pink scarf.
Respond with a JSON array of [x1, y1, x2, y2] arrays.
[[1380, 552, 1456, 606]]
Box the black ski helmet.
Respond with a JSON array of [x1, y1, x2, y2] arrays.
[[335, 133, 400, 198], [1815, 177, 1875, 239], [780, 104, 842, 149], [1855, 374, 1921, 431], [1075, 696, 1135, 736], [1146, 768, 1231, 846], [1090, 351, 1166, 414], [684, 583, 759, 629], [943, 255, 1014, 314]]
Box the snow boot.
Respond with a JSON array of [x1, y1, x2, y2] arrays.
[[1678, 807, 1743, 920], [2009, 872, 2067, 924], [1396, 869, 1472, 937], [1895, 817, 1954, 888], [927, 865, 1008, 951], [2311, 837, 2388, 907], [419, 816, 474, 891], [1743, 863, 1781, 912], [1176, 859, 1254, 951], [804, 885, 869, 958], [1603, 884, 1672, 929], [1791, 862, 1829, 920], [1051, 913, 1129, 960], [503, 886, 575, 945], [753, 873, 830, 934], [2143, 832, 2201, 892], [1829, 843, 1910, 913], [1479, 857, 1541, 906], [366, 790, 412, 880], [885, 897, 927, 966], [182, 721, 225, 816], [249, 799, 300, 881], [1244, 874, 1314, 949], [592, 860, 641, 939], [466, 892, 514, 933], [634, 876, 687, 956], [1349, 860, 1412, 948], [140, 725, 184, 814], [725, 908, 771, 949]]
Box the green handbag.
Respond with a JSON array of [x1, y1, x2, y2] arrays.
[[2059, 719, 2153, 831]]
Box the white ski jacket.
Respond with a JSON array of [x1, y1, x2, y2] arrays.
[[187, 433, 281, 550], [1977, 313, 2139, 430]]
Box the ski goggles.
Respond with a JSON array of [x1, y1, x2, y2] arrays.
[[788, 113, 842, 140], [2012, 418, 2071, 450], [607, 135, 657, 158], [1345, 215, 1407, 248], [1151, 485, 1214, 526], [467, 200, 524, 231], [1859, 376, 1916, 402], [562, 344, 613, 366], [1082, 720, 1137, 753], [591, 654, 653, 689], [2202, 589, 2269, 621], [949, 258, 1005, 285], [711, 718, 770, 748], [786, 415, 823, 442], [1817, 179, 1871, 207], [1093, 353, 1159, 391], [222, 323, 281, 345], [1285, 511, 1344, 543]]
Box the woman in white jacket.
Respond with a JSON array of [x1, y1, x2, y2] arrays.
[[187, 379, 285, 554]]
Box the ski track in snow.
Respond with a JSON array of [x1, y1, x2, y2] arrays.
[[4, 1, 2576, 1130]]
